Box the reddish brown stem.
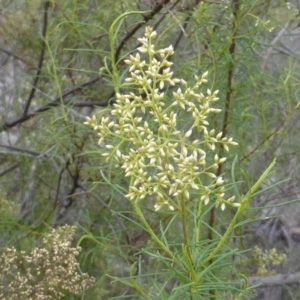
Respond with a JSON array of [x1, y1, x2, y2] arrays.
[[23, 1, 51, 116], [208, 1, 240, 298], [208, 0, 240, 239]]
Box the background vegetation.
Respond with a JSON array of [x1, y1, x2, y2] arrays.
[[0, 0, 300, 299]]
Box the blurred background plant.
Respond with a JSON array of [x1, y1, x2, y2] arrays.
[[0, 220, 95, 300], [0, 0, 300, 299]]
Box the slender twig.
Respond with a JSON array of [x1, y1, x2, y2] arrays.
[[134, 0, 180, 52], [239, 104, 300, 163], [152, 0, 180, 31], [0, 48, 30, 65], [0, 163, 19, 177], [0, 76, 101, 132], [71, 100, 115, 107], [173, 0, 203, 52], [278, 40, 300, 60], [0, 144, 50, 157], [165, 4, 188, 37], [261, 22, 290, 70], [63, 157, 81, 209], [234, 271, 300, 287], [53, 163, 67, 210], [23, 1, 51, 116], [114, 0, 172, 62]]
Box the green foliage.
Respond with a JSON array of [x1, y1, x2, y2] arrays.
[[1, 0, 300, 299], [84, 23, 277, 299]]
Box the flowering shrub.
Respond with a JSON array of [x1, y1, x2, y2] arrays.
[[85, 26, 239, 212], [84, 25, 276, 299], [0, 226, 95, 300]]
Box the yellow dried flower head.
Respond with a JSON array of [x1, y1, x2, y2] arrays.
[[252, 246, 286, 276], [0, 225, 95, 299]]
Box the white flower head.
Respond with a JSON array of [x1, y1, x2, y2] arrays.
[[84, 27, 239, 211]]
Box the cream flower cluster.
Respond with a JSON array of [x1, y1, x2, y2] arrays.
[[0, 226, 94, 299], [85, 27, 239, 211]]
